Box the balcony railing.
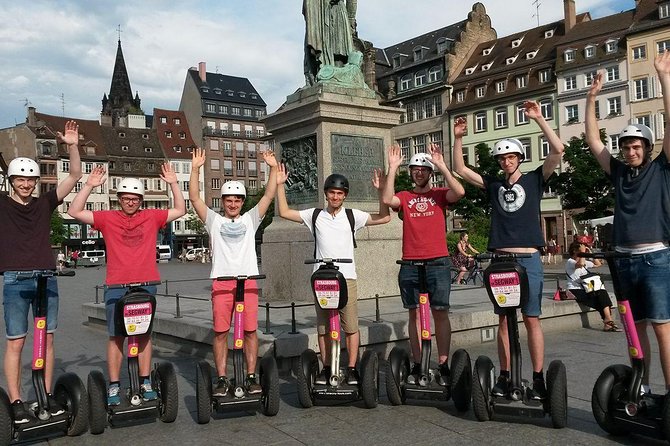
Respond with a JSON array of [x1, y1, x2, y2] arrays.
[[203, 127, 263, 141]]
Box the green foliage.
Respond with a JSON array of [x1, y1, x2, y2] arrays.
[[451, 142, 499, 221], [394, 170, 413, 193], [552, 131, 614, 220], [185, 209, 207, 235], [447, 231, 488, 256], [50, 211, 69, 246], [241, 187, 274, 233]]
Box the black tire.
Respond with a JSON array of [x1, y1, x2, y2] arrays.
[[472, 356, 494, 422], [195, 361, 212, 424], [0, 387, 13, 446], [53, 372, 89, 437], [591, 364, 631, 436], [386, 347, 409, 406], [360, 351, 379, 409], [155, 363, 179, 423], [662, 390, 670, 441], [473, 271, 485, 287], [260, 356, 280, 416], [296, 349, 318, 408], [450, 349, 472, 412], [87, 370, 108, 434], [546, 360, 568, 428]]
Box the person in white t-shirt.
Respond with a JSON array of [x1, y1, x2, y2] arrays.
[[189, 147, 278, 397], [276, 165, 390, 385]]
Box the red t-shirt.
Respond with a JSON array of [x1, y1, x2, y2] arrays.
[[395, 188, 451, 260], [93, 209, 168, 285]]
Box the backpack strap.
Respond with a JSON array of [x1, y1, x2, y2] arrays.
[[312, 208, 321, 259], [311, 208, 357, 259]]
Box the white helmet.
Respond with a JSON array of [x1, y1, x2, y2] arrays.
[[7, 157, 40, 178], [221, 180, 246, 198], [116, 178, 144, 197], [491, 138, 525, 161], [618, 124, 654, 148], [408, 153, 434, 170]]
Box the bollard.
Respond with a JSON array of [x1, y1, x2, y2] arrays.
[[164, 279, 169, 297], [95, 285, 100, 304], [289, 302, 298, 334], [175, 292, 182, 318], [374, 294, 382, 323], [264, 303, 273, 335]]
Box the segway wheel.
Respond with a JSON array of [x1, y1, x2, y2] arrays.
[[360, 350, 379, 409], [472, 356, 494, 422], [296, 349, 318, 408], [87, 370, 108, 434], [195, 361, 212, 424], [260, 356, 280, 416], [662, 390, 670, 441], [0, 387, 13, 445], [546, 360, 568, 428], [53, 372, 90, 436], [155, 362, 179, 423], [450, 348, 472, 412], [385, 347, 409, 406], [591, 364, 631, 436]]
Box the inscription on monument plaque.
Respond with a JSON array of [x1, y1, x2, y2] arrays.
[[281, 135, 318, 205], [331, 134, 384, 201]]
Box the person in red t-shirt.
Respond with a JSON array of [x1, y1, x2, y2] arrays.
[[68, 164, 185, 406], [382, 143, 464, 388]]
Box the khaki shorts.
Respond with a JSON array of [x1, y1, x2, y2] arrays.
[[315, 279, 358, 335]]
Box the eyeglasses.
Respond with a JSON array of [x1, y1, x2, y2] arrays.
[[119, 197, 141, 204], [410, 167, 431, 173]]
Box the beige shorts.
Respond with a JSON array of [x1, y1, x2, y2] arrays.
[[315, 279, 359, 335]]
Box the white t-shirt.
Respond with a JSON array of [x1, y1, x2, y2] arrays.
[[206, 206, 261, 278], [299, 207, 369, 279], [565, 258, 594, 290]]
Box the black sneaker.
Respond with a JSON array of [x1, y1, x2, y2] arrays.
[[406, 363, 421, 385], [492, 375, 509, 397], [315, 367, 331, 385], [246, 374, 262, 395], [436, 362, 450, 387], [47, 394, 65, 416], [213, 376, 230, 397], [346, 367, 360, 385], [527, 379, 547, 401], [11, 400, 30, 424]]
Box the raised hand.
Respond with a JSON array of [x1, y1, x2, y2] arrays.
[[428, 143, 444, 167], [655, 49, 670, 77], [587, 71, 604, 97], [160, 162, 178, 184], [387, 145, 404, 170], [277, 163, 289, 185], [523, 100, 542, 120], [371, 168, 386, 190], [86, 165, 107, 187], [453, 116, 467, 139], [56, 120, 79, 146], [262, 149, 278, 168], [192, 147, 206, 169]]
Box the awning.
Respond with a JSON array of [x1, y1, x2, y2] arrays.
[[588, 216, 614, 227]]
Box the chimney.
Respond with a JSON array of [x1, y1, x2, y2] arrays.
[[27, 106, 37, 126], [564, 0, 576, 34], [198, 62, 207, 83]]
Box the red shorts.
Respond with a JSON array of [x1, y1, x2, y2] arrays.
[[211, 279, 259, 333]]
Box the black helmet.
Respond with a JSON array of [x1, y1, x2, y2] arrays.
[[323, 173, 349, 193]]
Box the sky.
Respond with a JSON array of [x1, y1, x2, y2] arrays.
[[0, 0, 635, 129]]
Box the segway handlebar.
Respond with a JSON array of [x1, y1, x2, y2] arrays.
[[475, 252, 532, 261], [577, 251, 631, 261], [305, 258, 352, 265], [106, 280, 163, 289], [396, 259, 447, 267], [15, 270, 63, 281], [215, 274, 266, 281]]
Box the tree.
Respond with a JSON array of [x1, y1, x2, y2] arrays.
[[451, 142, 499, 221], [394, 170, 413, 193], [241, 187, 274, 233], [185, 209, 207, 235], [50, 211, 69, 246], [552, 130, 614, 221]]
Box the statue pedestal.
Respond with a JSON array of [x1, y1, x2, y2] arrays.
[[262, 84, 403, 302]]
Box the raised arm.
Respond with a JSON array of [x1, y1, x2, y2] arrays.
[[366, 168, 391, 226], [428, 143, 464, 203], [275, 163, 302, 223], [382, 145, 402, 209], [56, 120, 83, 200], [585, 71, 612, 174], [162, 162, 185, 223], [655, 50, 670, 159], [451, 117, 484, 188], [189, 148, 208, 222], [67, 165, 105, 225], [523, 100, 564, 180], [256, 149, 278, 217]]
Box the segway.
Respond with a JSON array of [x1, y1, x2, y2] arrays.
[[386, 259, 472, 411], [296, 258, 379, 409], [87, 281, 178, 434], [584, 251, 670, 440], [0, 271, 88, 445], [196, 274, 279, 423], [471, 252, 567, 428]]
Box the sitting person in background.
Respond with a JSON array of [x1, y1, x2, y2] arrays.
[[452, 232, 479, 285], [565, 240, 621, 332]]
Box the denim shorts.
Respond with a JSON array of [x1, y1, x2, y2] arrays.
[[615, 248, 670, 323], [493, 251, 544, 317], [3, 271, 59, 339], [398, 257, 451, 310], [104, 285, 157, 336]]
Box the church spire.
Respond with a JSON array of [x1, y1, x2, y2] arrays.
[[101, 35, 142, 127]]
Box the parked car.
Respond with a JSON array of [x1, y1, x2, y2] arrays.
[[184, 248, 209, 262], [157, 245, 172, 261], [79, 250, 106, 267]]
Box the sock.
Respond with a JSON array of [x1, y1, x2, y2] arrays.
[[533, 370, 544, 382], [109, 381, 120, 387], [499, 370, 510, 379]]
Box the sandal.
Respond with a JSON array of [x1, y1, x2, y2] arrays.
[[604, 321, 622, 332]]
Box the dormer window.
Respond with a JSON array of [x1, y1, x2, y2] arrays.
[[606, 39, 619, 53], [496, 81, 506, 93], [436, 37, 451, 54], [506, 55, 518, 65], [239, 92, 246, 98], [526, 50, 538, 60], [564, 49, 576, 62], [476, 85, 486, 98], [160, 117, 167, 124], [179, 132, 186, 139], [121, 145, 129, 152], [226, 90, 234, 96], [213, 88, 222, 95], [660, 2, 670, 19], [174, 118, 180, 125], [413, 46, 428, 62], [511, 37, 524, 48], [516, 75, 528, 89], [144, 147, 153, 153], [465, 65, 477, 75], [165, 131, 172, 138], [481, 62, 493, 71], [585, 45, 596, 59], [251, 93, 257, 99], [544, 29, 555, 39], [539, 68, 551, 83], [393, 53, 408, 69], [201, 86, 209, 93], [174, 146, 182, 153], [456, 91, 465, 102]]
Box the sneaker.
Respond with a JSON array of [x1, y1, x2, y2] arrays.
[[315, 367, 331, 385], [492, 375, 509, 397], [140, 379, 158, 401], [11, 400, 30, 424], [47, 393, 65, 416], [406, 363, 421, 385], [527, 379, 547, 401], [436, 362, 450, 387], [604, 321, 623, 332], [213, 376, 230, 397], [346, 367, 360, 386], [107, 384, 121, 406], [246, 373, 262, 395]]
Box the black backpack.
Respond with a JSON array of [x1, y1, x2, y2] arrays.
[[311, 208, 357, 258]]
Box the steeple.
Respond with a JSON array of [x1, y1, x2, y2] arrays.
[[101, 38, 142, 127]]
